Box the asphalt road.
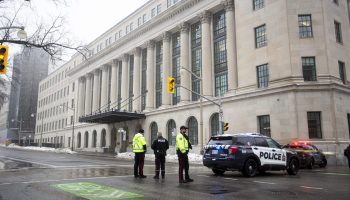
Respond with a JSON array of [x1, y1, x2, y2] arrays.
[[1, 146, 350, 200]]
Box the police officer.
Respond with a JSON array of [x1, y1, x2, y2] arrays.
[[133, 129, 147, 178], [151, 132, 169, 179], [176, 126, 194, 183]]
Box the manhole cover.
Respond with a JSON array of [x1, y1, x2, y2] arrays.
[[183, 184, 237, 195], [271, 190, 297, 197]]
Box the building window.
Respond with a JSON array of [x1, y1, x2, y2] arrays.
[[129, 55, 134, 112], [138, 17, 142, 26], [334, 21, 343, 43], [255, 24, 267, 48], [101, 129, 106, 147], [298, 15, 313, 38], [84, 132, 89, 148], [156, 41, 163, 108], [130, 22, 133, 31], [302, 57, 317, 81], [126, 25, 129, 34], [167, 119, 176, 146], [210, 113, 222, 136], [77, 132, 81, 148], [172, 32, 181, 105], [150, 122, 158, 143], [307, 112, 322, 139], [141, 49, 147, 111], [339, 61, 346, 84], [257, 64, 269, 88], [72, 82, 75, 92], [187, 117, 198, 145], [151, 8, 156, 18], [258, 115, 271, 137], [157, 4, 161, 14], [143, 14, 147, 23], [92, 131, 97, 148], [68, 137, 71, 147], [213, 10, 228, 97], [253, 0, 264, 10], [191, 22, 202, 101]]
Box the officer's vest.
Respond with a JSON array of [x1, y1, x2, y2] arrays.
[[133, 133, 146, 153], [176, 133, 189, 153]]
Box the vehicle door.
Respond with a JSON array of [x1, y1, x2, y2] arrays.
[[310, 144, 322, 164], [266, 138, 287, 166], [251, 137, 271, 166]]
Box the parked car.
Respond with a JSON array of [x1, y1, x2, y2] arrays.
[[202, 133, 300, 177], [282, 142, 327, 169]]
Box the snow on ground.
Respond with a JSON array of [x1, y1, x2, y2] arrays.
[[4, 143, 76, 154], [116, 152, 203, 164]]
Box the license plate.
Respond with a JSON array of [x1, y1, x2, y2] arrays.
[[212, 150, 218, 154]]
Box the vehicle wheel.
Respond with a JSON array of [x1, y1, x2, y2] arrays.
[[307, 158, 314, 169], [242, 159, 258, 177], [212, 168, 225, 175], [287, 158, 299, 175], [319, 158, 327, 168]]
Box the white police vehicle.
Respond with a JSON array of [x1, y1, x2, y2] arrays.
[[203, 133, 299, 177]]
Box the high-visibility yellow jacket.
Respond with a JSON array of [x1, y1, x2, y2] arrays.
[[133, 133, 146, 153], [176, 133, 189, 154]]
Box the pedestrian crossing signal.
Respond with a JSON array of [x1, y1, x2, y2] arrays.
[[223, 122, 229, 131], [167, 77, 175, 94], [0, 45, 9, 75]]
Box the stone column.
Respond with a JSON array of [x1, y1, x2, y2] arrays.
[[146, 40, 155, 111], [180, 22, 191, 103], [121, 54, 129, 110], [162, 31, 171, 107], [84, 73, 93, 115], [199, 11, 213, 97], [133, 47, 142, 112], [100, 65, 109, 111], [77, 77, 85, 118], [224, 0, 238, 92], [92, 69, 101, 113], [110, 60, 119, 109]]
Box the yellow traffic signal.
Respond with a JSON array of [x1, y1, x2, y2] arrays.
[[0, 45, 9, 75], [167, 77, 175, 94], [223, 122, 229, 131]]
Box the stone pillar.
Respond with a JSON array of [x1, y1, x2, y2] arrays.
[[133, 48, 142, 112], [162, 31, 171, 107], [92, 69, 101, 113], [110, 60, 119, 109], [77, 77, 85, 118], [121, 54, 129, 110], [224, 0, 238, 92], [146, 40, 155, 111], [84, 73, 93, 115], [100, 65, 109, 111], [180, 22, 191, 103], [199, 11, 213, 97]]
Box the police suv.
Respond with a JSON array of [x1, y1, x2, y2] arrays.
[[203, 133, 300, 177]]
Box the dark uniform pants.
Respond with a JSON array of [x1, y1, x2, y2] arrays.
[[134, 152, 145, 176], [155, 154, 166, 177], [347, 156, 350, 168], [178, 153, 189, 181]]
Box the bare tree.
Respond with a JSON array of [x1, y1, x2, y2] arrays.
[[0, 0, 87, 110]]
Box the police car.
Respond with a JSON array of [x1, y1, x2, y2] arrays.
[[202, 133, 300, 177]]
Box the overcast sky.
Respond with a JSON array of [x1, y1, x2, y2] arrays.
[[7, 0, 149, 62]]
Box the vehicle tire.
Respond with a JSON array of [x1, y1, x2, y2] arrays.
[[212, 168, 225, 175], [242, 159, 258, 177], [287, 158, 299, 175], [307, 158, 314, 169], [319, 158, 327, 168]]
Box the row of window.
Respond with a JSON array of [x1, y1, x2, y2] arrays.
[[36, 117, 67, 133], [35, 136, 64, 146], [37, 101, 69, 121], [38, 85, 71, 108], [39, 69, 68, 92]]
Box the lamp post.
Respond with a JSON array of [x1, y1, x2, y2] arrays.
[[11, 118, 23, 145], [60, 104, 75, 151], [180, 67, 204, 154], [0, 26, 27, 39]]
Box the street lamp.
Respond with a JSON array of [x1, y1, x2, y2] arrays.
[[0, 26, 27, 39], [180, 67, 204, 154], [60, 104, 75, 151], [11, 118, 23, 146]]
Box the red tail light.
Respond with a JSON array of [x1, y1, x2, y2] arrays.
[[229, 147, 238, 154]]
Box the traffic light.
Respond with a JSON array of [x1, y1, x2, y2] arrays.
[[0, 45, 9, 75], [223, 122, 229, 131], [167, 77, 175, 94]]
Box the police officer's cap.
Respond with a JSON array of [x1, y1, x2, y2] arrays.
[[180, 126, 188, 130], [139, 129, 144, 133]]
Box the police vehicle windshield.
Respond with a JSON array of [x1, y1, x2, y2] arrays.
[[207, 136, 233, 145], [207, 136, 255, 146]]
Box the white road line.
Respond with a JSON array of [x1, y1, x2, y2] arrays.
[[253, 181, 276, 185], [0, 156, 56, 168], [223, 178, 238, 181], [322, 172, 350, 176], [300, 186, 324, 190], [197, 175, 210, 177]]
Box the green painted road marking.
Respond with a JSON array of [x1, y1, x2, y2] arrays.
[[52, 182, 143, 200]]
